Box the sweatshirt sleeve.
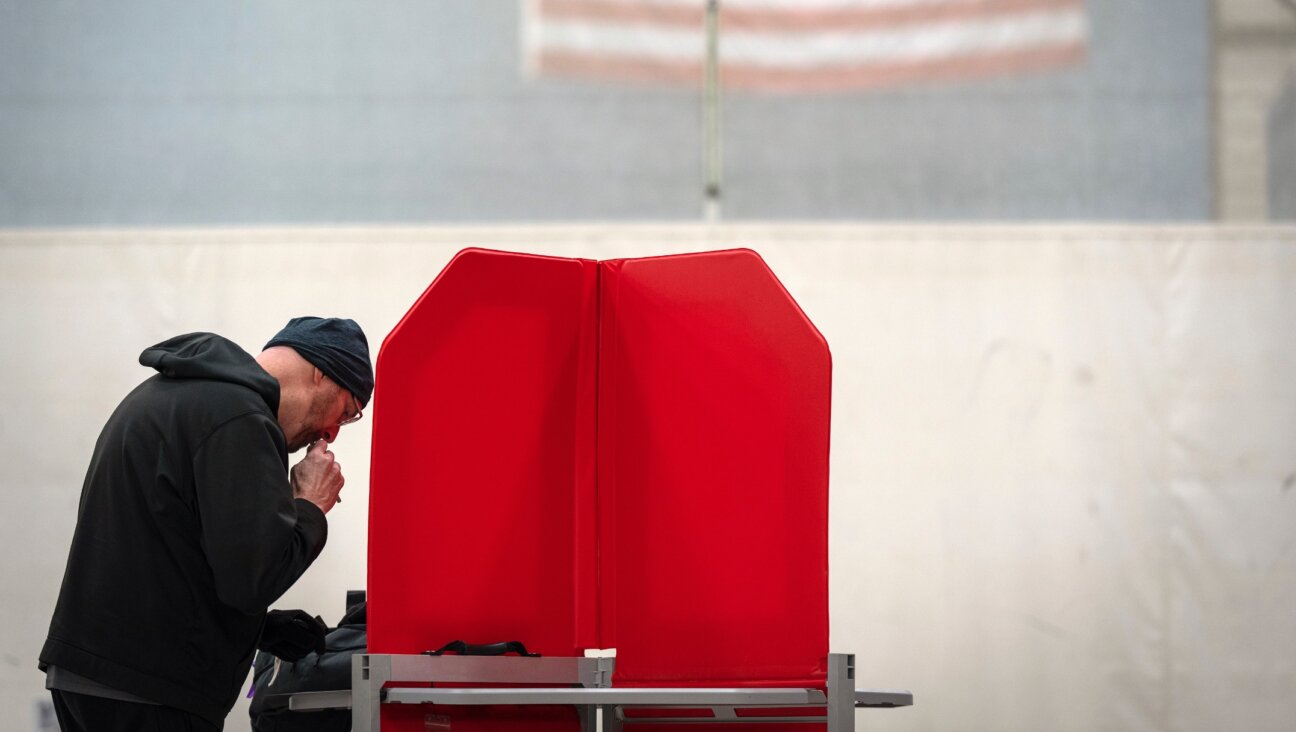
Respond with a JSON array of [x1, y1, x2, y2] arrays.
[[192, 412, 328, 615]]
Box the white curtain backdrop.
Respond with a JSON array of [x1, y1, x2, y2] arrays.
[[2, 225, 1294, 731]]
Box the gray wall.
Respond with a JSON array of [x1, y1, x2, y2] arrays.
[[1271, 73, 1296, 220], [0, 0, 1211, 225]]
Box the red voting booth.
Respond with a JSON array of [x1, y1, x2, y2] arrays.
[[367, 248, 832, 730]]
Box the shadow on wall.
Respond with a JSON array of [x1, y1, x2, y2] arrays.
[[33, 698, 55, 732]]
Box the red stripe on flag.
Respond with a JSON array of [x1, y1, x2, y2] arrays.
[[726, 0, 1087, 32], [537, 0, 704, 28], [537, 41, 1086, 92]]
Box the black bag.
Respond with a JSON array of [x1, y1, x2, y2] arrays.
[[249, 592, 366, 732]]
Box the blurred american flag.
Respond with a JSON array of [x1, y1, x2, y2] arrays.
[[522, 0, 1089, 91]]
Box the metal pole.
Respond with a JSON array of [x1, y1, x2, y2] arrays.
[[352, 654, 387, 732], [827, 653, 856, 732], [703, 0, 722, 222]]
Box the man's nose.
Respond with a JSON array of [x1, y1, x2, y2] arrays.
[[322, 424, 340, 443]]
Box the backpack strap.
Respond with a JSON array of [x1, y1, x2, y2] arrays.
[[424, 640, 540, 657]]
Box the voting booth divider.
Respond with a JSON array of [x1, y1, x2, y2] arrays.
[[361, 248, 904, 730]]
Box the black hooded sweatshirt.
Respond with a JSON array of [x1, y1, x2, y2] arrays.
[[40, 333, 327, 725]]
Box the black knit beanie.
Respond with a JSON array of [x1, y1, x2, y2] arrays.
[[265, 317, 374, 407]]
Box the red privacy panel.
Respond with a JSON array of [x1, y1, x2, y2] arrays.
[[369, 247, 830, 729], [598, 250, 831, 689], [368, 249, 599, 731]]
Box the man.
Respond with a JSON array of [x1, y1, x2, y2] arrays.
[[39, 316, 374, 731]]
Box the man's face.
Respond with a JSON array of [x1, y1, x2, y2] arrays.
[[285, 378, 361, 452]]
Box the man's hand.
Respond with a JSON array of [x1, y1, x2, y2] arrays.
[[258, 609, 328, 661], [290, 440, 344, 514]]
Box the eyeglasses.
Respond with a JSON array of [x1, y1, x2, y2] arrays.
[[340, 392, 363, 426]]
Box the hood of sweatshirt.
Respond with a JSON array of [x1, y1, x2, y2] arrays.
[[139, 332, 281, 414]]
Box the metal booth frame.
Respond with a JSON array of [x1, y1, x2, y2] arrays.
[[276, 652, 911, 731]]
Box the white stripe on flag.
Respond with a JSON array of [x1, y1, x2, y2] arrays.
[[551, 0, 992, 8], [535, 6, 1087, 67], [525, 0, 1091, 90]]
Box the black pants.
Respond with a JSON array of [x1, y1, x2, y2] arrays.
[[50, 690, 220, 732]]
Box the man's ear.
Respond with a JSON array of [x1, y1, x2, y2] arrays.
[[312, 366, 326, 385]]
